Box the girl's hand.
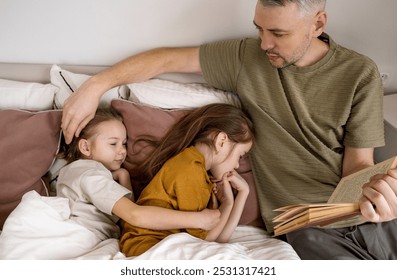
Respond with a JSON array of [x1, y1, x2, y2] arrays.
[[213, 172, 234, 204], [112, 168, 133, 191], [208, 187, 219, 209], [212, 171, 250, 243], [224, 170, 250, 195]]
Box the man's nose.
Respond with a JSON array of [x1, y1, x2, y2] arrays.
[[260, 34, 275, 51]]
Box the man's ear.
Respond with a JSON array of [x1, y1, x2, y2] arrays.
[[215, 132, 228, 152], [78, 139, 91, 157], [313, 11, 327, 37]]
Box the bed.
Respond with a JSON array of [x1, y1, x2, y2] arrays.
[[0, 62, 300, 260]]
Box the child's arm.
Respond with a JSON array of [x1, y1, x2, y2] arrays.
[[204, 173, 235, 241], [112, 197, 220, 231], [215, 170, 249, 242], [111, 167, 220, 230]]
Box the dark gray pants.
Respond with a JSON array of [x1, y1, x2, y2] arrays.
[[285, 219, 397, 259]]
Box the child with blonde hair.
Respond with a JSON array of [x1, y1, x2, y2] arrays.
[[56, 107, 220, 242]]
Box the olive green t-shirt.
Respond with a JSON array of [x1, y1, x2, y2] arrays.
[[199, 34, 384, 232]]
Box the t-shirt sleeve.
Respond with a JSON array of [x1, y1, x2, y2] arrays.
[[79, 169, 132, 216], [199, 39, 245, 93], [343, 62, 385, 148]]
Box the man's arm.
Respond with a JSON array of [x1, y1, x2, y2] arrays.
[[341, 146, 374, 177], [61, 47, 201, 144]]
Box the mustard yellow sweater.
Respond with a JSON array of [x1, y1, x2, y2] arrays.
[[120, 146, 213, 257]]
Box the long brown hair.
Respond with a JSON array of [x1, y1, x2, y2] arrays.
[[58, 107, 123, 163], [135, 103, 255, 185]]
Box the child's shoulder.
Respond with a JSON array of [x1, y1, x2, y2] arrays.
[[61, 159, 109, 177], [171, 146, 204, 166], [65, 159, 105, 169], [160, 147, 206, 177]]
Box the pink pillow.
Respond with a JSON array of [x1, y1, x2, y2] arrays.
[[111, 99, 262, 226], [0, 110, 62, 229]]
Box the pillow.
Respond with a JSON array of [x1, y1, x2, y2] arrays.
[[50, 64, 129, 109], [0, 78, 57, 111], [111, 99, 262, 226], [112, 99, 190, 181], [128, 78, 241, 109], [0, 109, 62, 229]]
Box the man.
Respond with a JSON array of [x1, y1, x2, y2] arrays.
[[61, 0, 397, 259]]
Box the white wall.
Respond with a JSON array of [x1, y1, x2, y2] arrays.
[[0, 0, 396, 93], [326, 0, 397, 93], [0, 0, 257, 65]]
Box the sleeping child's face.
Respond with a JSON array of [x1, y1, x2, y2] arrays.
[[82, 119, 127, 171], [209, 140, 252, 180]]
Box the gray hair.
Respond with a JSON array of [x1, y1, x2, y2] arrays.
[[258, 0, 326, 15]]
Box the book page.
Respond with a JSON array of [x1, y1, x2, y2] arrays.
[[273, 204, 361, 236], [273, 204, 330, 222], [328, 156, 397, 203]]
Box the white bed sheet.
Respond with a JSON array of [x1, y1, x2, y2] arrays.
[[0, 191, 299, 260]]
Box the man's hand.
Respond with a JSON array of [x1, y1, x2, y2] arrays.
[[61, 80, 102, 144], [359, 168, 397, 222]]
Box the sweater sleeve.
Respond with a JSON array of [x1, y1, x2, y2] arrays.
[[161, 152, 212, 239]]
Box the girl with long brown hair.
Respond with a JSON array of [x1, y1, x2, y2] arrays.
[[120, 103, 255, 257]]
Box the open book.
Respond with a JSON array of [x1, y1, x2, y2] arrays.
[[272, 156, 397, 236]]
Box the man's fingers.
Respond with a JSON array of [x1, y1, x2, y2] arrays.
[[61, 114, 92, 144], [360, 173, 397, 222], [61, 123, 75, 145]]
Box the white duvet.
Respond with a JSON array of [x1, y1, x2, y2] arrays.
[[0, 191, 299, 260]]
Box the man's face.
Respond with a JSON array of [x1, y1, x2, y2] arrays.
[[253, 2, 317, 68]]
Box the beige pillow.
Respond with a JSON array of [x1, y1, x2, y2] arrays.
[[0, 78, 57, 111], [50, 64, 129, 108], [128, 78, 241, 109]]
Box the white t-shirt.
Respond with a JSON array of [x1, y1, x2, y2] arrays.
[[56, 159, 131, 240]]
